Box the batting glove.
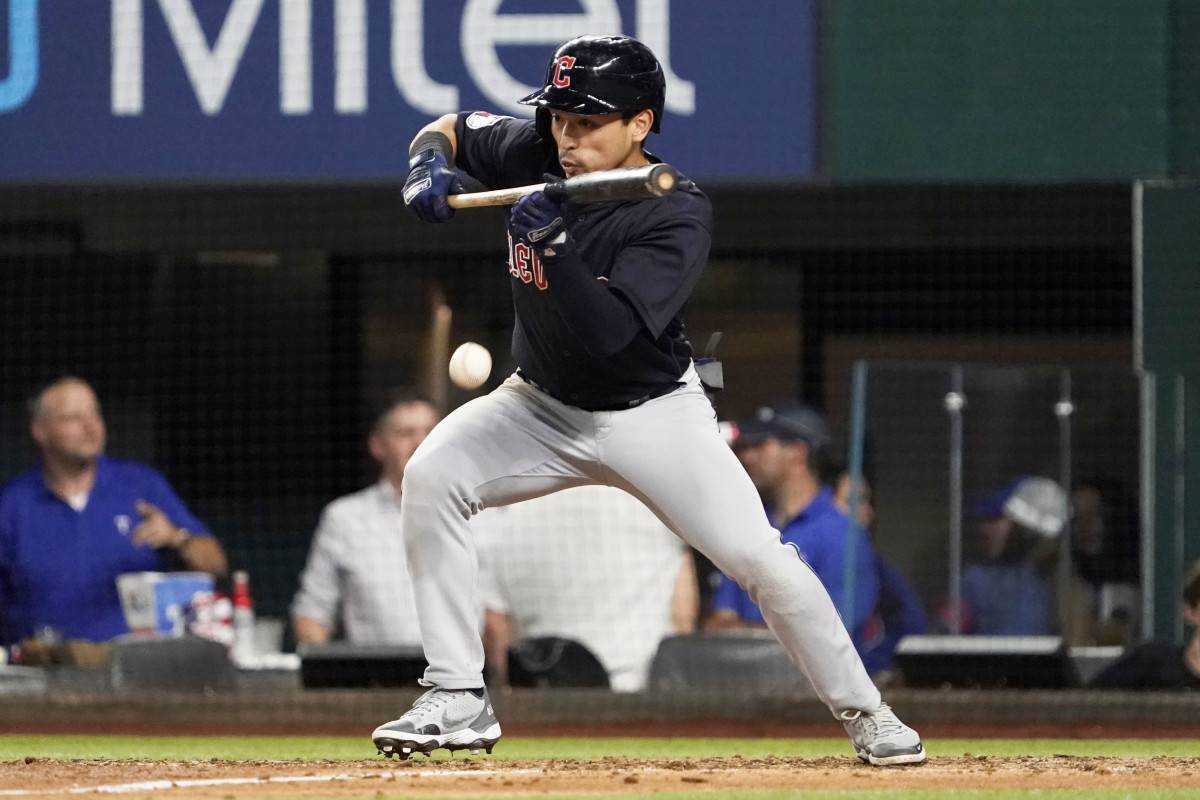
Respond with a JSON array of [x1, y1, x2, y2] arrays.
[[403, 149, 464, 223], [511, 190, 567, 255]]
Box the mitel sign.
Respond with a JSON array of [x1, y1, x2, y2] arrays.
[[1, 1, 817, 180]]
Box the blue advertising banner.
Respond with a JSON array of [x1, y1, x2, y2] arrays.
[[1, 1, 816, 181]]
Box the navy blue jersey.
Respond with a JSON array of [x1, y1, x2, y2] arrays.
[[454, 111, 713, 411]]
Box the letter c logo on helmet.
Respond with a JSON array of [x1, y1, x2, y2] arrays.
[[519, 34, 667, 140], [552, 56, 576, 88]]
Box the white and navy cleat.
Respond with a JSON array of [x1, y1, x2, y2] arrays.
[[841, 702, 927, 766], [372, 685, 501, 760]]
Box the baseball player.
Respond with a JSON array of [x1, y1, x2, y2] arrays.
[[372, 34, 925, 766]]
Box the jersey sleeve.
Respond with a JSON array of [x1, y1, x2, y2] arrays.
[[144, 470, 210, 537], [605, 193, 713, 339], [453, 112, 548, 190]]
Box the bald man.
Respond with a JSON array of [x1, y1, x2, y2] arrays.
[[0, 377, 227, 647]]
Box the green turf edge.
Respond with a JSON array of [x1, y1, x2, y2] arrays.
[[1, 735, 1197, 761]]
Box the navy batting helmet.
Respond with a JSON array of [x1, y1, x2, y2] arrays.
[[518, 34, 666, 139]]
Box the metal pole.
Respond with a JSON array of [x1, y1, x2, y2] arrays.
[[1174, 374, 1188, 643], [1054, 369, 1075, 640], [843, 360, 869, 627], [1139, 372, 1157, 641], [945, 366, 966, 634]]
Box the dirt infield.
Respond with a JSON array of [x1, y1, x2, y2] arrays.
[[4, 755, 1200, 798]]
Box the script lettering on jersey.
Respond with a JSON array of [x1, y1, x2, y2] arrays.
[[507, 232, 548, 290]]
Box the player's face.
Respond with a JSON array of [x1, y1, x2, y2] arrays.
[[370, 401, 439, 484], [550, 109, 652, 177], [31, 380, 107, 466]]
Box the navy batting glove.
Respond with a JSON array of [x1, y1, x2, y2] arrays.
[[403, 149, 464, 223], [511, 190, 567, 254]]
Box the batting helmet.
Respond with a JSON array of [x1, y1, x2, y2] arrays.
[[518, 34, 666, 139]]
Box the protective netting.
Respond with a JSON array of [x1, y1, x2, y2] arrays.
[[0, 0, 1172, 712], [0, 184, 1137, 699]]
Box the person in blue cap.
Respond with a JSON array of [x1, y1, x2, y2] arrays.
[[704, 399, 880, 658], [950, 476, 1067, 636]]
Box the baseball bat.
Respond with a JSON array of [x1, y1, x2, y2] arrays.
[[446, 163, 678, 209]]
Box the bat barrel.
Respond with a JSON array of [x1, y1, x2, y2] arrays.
[[445, 164, 680, 209], [550, 163, 680, 205]]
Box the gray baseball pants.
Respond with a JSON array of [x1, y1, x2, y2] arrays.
[[400, 364, 881, 717]]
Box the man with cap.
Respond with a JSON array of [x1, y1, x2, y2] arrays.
[[705, 399, 880, 658], [949, 476, 1067, 635], [373, 33, 926, 766]]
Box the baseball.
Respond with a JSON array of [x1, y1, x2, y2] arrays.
[[449, 341, 492, 390]]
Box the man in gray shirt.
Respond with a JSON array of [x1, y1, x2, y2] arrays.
[[291, 390, 439, 645]]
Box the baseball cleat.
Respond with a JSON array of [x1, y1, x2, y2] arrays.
[[840, 702, 926, 766], [372, 686, 501, 759]]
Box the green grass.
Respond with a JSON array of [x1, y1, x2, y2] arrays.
[[0, 734, 1196, 761]]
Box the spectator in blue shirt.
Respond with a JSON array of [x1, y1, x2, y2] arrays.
[[830, 470, 927, 680], [704, 400, 879, 656], [946, 476, 1066, 636], [0, 377, 228, 647]]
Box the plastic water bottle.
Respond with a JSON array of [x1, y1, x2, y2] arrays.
[[231, 570, 256, 666]]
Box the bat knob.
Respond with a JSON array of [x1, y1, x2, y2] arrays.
[[651, 164, 677, 194]]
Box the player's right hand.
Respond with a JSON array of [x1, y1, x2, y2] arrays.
[[403, 149, 464, 223]]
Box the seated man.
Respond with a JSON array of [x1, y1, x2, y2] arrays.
[[705, 400, 880, 660], [950, 476, 1066, 636], [830, 469, 927, 679], [1066, 478, 1141, 646], [481, 484, 698, 692], [0, 377, 227, 648], [1088, 558, 1200, 690], [291, 390, 441, 646]]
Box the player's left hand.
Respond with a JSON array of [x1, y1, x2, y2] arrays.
[[511, 190, 567, 254]]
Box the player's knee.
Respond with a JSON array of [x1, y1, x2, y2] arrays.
[[729, 540, 814, 612], [401, 445, 464, 502]]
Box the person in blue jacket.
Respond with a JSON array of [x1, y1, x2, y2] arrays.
[[0, 377, 227, 648], [949, 476, 1067, 636], [705, 400, 880, 656], [829, 469, 928, 679]]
